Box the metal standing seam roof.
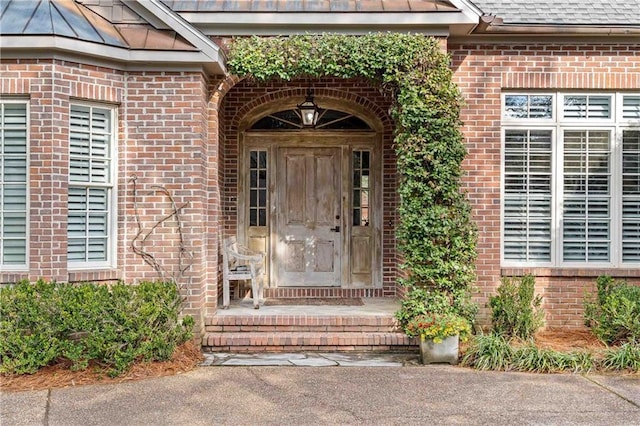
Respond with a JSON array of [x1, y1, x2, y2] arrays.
[[0, 0, 198, 51], [0, 0, 126, 46], [161, 0, 460, 12], [162, 0, 640, 26], [471, 0, 640, 26]]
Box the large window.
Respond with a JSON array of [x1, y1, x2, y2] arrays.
[[0, 101, 28, 268], [502, 92, 640, 267], [68, 104, 115, 266]]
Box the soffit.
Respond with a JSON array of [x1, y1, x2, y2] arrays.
[[160, 0, 481, 35]]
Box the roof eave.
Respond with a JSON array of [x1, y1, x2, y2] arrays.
[[122, 0, 225, 72], [0, 35, 225, 74], [178, 10, 477, 36]]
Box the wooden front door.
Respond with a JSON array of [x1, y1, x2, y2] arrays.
[[275, 147, 342, 286]]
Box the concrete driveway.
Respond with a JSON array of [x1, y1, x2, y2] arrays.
[[2, 364, 639, 425]]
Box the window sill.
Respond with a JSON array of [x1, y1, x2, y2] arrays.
[[1, 271, 29, 284], [501, 267, 640, 279], [68, 269, 121, 283]]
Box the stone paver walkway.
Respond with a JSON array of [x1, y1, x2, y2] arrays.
[[201, 351, 419, 367]]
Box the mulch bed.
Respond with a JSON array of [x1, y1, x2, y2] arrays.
[[263, 297, 364, 306], [0, 330, 617, 393], [0, 341, 203, 393], [534, 329, 607, 353]]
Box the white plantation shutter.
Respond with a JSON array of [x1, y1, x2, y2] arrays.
[[622, 130, 640, 262], [503, 92, 640, 267], [623, 96, 640, 120], [1, 102, 28, 266], [503, 129, 552, 262], [562, 130, 611, 262], [68, 104, 113, 264]]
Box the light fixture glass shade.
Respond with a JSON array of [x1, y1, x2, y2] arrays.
[[297, 91, 319, 127]]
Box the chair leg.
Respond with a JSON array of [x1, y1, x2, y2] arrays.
[[258, 274, 264, 303], [250, 277, 260, 309], [223, 277, 230, 309]]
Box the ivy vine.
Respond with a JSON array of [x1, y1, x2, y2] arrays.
[[227, 33, 477, 321]]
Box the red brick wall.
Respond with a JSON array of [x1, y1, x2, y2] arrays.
[[1, 59, 124, 282], [451, 42, 640, 328], [4, 42, 639, 333], [0, 59, 214, 334]]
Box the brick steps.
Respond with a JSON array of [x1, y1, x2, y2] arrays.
[[203, 331, 416, 352], [203, 314, 418, 353]]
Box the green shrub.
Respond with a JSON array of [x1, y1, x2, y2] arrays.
[[584, 276, 640, 345], [395, 287, 477, 334], [0, 280, 193, 376], [489, 275, 544, 340]]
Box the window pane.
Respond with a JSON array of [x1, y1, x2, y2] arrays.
[[88, 239, 107, 261], [504, 95, 552, 119], [68, 239, 87, 262], [564, 95, 611, 119], [1, 102, 28, 266], [3, 239, 26, 264], [563, 130, 611, 262], [248, 150, 268, 227], [503, 129, 552, 261], [622, 96, 640, 120], [353, 150, 371, 226], [623, 130, 640, 262]]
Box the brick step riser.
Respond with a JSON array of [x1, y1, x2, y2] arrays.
[[203, 332, 418, 353], [204, 316, 398, 330], [205, 345, 417, 353], [205, 325, 400, 333]]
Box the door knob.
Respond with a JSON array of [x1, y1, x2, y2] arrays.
[[330, 226, 341, 232]]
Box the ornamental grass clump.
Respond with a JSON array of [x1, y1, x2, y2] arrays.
[[405, 312, 471, 343]]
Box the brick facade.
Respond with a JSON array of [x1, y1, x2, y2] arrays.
[[451, 43, 640, 327], [0, 59, 214, 335], [2, 40, 639, 336]]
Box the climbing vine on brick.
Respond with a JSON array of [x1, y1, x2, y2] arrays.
[[227, 34, 477, 318]]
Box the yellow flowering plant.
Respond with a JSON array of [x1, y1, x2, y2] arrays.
[[405, 312, 472, 343]]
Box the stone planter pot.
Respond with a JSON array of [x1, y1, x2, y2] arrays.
[[420, 334, 459, 365]]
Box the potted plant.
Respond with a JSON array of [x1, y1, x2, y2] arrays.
[[405, 312, 472, 365]]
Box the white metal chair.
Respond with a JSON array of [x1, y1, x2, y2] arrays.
[[222, 236, 264, 309]]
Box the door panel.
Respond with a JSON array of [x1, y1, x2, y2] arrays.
[[276, 147, 341, 286]]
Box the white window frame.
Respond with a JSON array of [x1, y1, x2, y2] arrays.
[[501, 91, 640, 268], [67, 101, 117, 270], [0, 99, 29, 271]]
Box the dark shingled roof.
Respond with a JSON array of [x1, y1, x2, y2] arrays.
[[472, 0, 640, 25]]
